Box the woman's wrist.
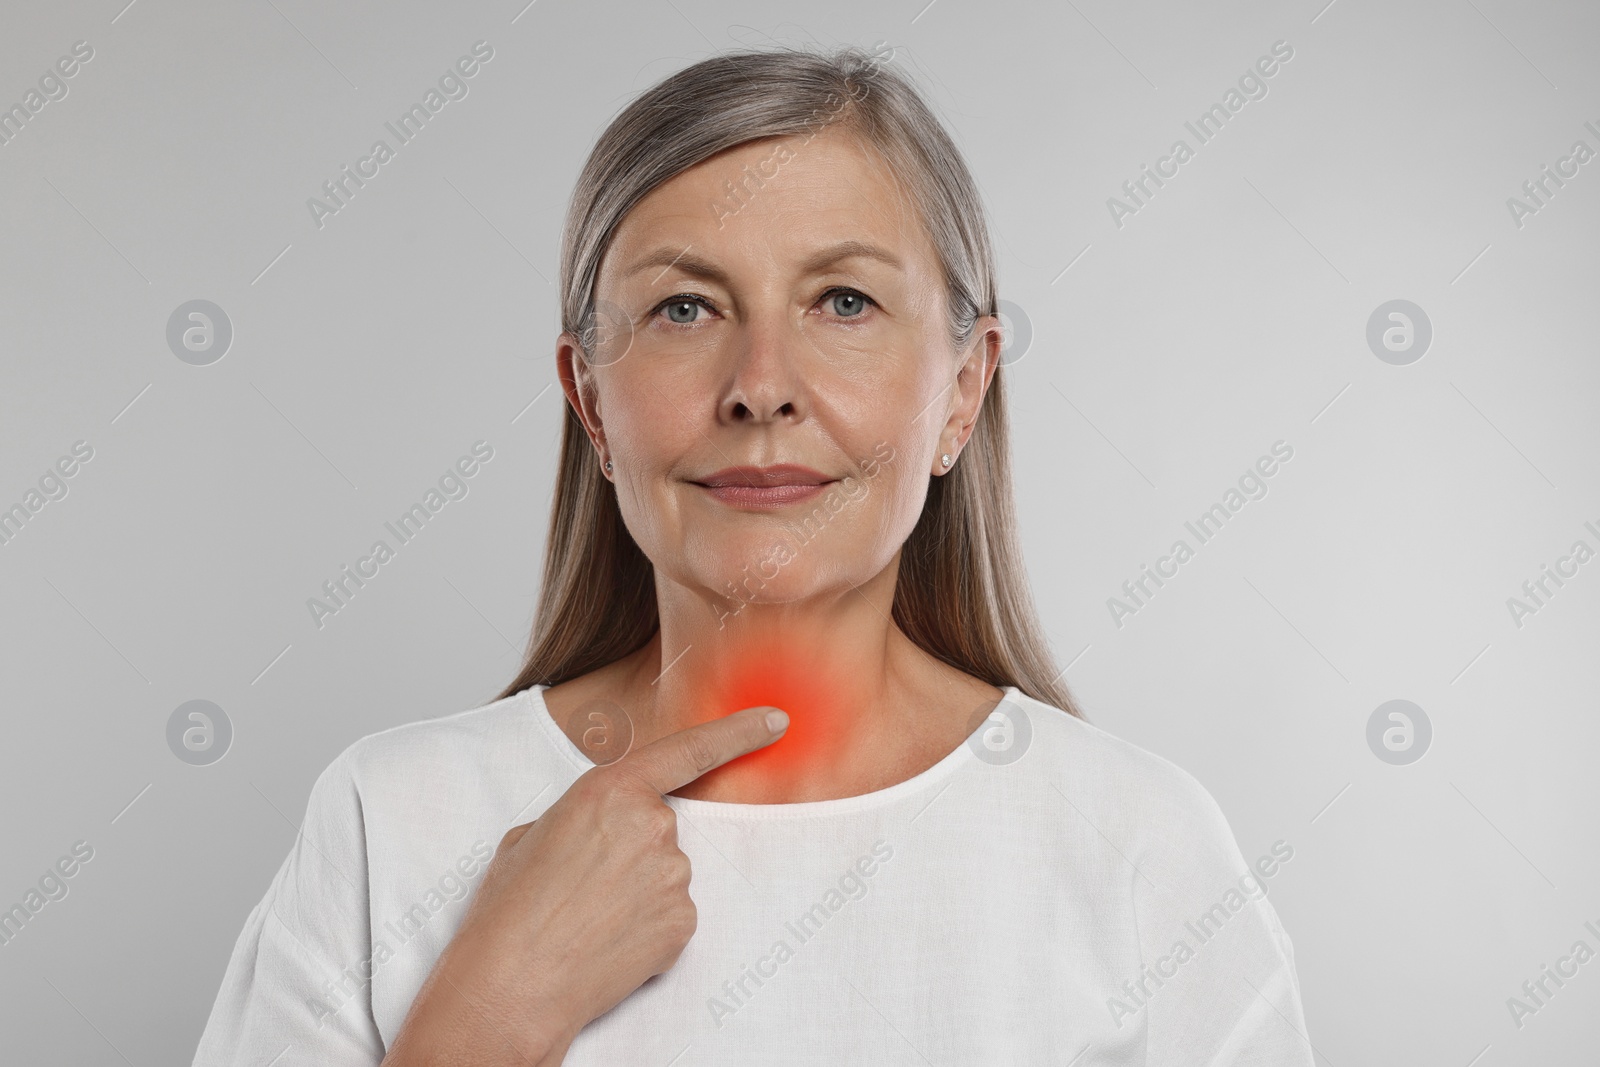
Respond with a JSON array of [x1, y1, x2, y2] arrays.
[[383, 995, 572, 1067], [382, 946, 580, 1067]]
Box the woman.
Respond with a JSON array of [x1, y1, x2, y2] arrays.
[[195, 46, 1312, 1065]]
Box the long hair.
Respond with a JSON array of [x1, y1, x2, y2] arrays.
[[495, 45, 1084, 718]]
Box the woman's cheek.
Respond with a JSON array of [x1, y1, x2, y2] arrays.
[[849, 447, 916, 545]]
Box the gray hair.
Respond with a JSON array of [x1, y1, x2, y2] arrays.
[[561, 45, 996, 357], [499, 45, 1082, 720]]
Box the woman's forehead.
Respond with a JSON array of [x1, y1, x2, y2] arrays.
[[602, 129, 934, 285]]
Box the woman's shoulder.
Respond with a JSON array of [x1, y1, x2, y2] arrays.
[[340, 687, 538, 765], [1003, 689, 1246, 864], [305, 687, 571, 819], [1005, 689, 1208, 789]]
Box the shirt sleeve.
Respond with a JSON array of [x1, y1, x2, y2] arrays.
[[1127, 768, 1316, 1067], [191, 745, 386, 1066]]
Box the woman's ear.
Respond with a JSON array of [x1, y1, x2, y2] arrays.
[[939, 314, 1003, 460], [557, 331, 607, 458]]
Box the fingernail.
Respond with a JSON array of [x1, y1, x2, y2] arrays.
[[765, 710, 789, 734]]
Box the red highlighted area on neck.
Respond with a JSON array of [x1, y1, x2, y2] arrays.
[[691, 628, 857, 794]]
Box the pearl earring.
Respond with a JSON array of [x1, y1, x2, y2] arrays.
[[940, 453, 952, 468]]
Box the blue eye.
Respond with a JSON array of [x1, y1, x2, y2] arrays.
[[652, 288, 874, 326], [661, 297, 705, 324], [832, 289, 870, 315], [827, 289, 869, 317]]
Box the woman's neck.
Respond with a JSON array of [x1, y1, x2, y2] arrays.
[[595, 573, 1000, 803]]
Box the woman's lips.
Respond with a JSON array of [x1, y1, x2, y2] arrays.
[[692, 464, 836, 509], [696, 482, 834, 508]]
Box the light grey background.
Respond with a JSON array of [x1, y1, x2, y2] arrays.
[[2, 0, 1596, 1063]]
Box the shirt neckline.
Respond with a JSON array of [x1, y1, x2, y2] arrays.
[[524, 683, 1023, 819]]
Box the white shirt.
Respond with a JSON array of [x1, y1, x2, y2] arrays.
[[193, 685, 1314, 1066]]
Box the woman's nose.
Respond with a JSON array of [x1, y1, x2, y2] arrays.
[[717, 313, 806, 424]]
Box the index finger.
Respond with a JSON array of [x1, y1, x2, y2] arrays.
[[616, 706, 789, 796]]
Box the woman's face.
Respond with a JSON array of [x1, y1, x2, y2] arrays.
[[559, 125, 998, 614]]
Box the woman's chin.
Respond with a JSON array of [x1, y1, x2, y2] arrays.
[[666, 535, 886, 620], [705, 571, 813, 608]]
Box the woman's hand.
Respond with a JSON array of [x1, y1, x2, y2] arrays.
[[380, 703, 790, 1067]]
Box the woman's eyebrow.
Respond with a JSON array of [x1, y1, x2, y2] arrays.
[[797, 239, 904, 275], [622, 239, 904, 284]]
